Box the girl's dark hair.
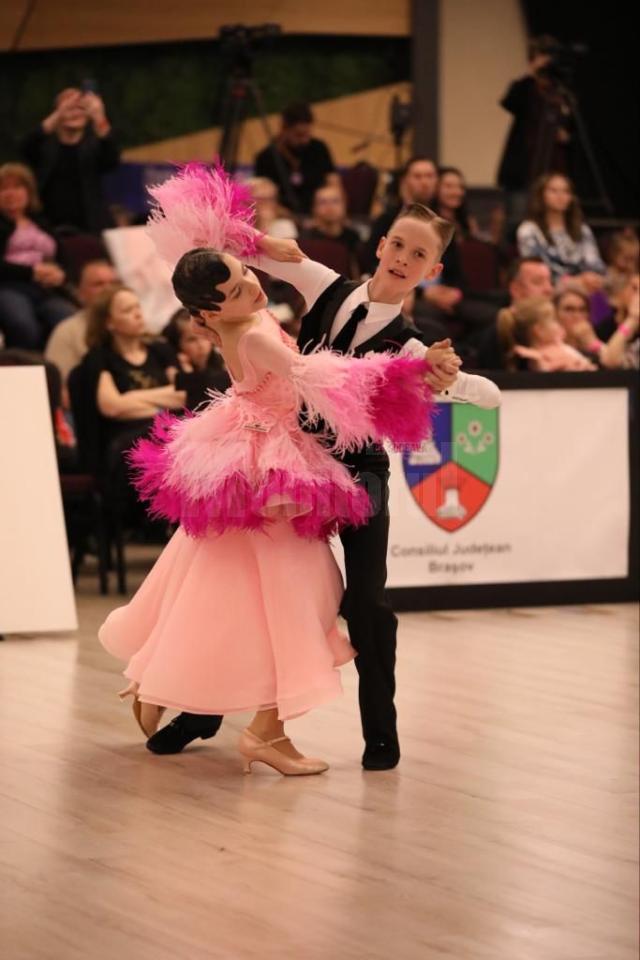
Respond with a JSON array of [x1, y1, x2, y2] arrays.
[[528, 172, 584, 243], [171, 248, 231, 317], [436, 166, 470, 235]]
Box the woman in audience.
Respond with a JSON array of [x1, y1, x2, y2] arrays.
[[517, 173, 606, 289], [554, 278, 639, 369], [599, 273, 639, 369], [81, 284, 186, 481], [162, 307, 231, 409], [497, 296, 596, 371], [0, 162, 75, 349], [435, 167, 482, 240]]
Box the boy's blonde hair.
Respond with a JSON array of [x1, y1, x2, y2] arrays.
[[390, 202, 456, 256]]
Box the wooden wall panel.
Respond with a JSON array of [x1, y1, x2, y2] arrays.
[[6, 0, 409, 51], [1, 2, 31, 51], [122, 82, 413, 170]]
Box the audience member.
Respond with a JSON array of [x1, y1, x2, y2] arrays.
[[591, 229, 640, 325], [361, 157, 464, 328], [517, 173, 605, 287], [80, 285, 185, 472], [301, 184, 361, 279], [583, 274, 640, 370], [21, 87, 120, 233], [497, 35, 574, 231], [162, 308, 231, 409], [508, 256, 555, 302], [245, 177, 298, 238], [0, 162, 75, 349], [497, 297, 596, 371], [435, 166, 482, 240], [553, 285, 595, 353], [254, 102, 337, 215], [472, 257, 554, 369], [45, 259, 118, 381]]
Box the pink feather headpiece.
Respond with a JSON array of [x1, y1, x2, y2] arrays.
[[145, 161, 260, 265]]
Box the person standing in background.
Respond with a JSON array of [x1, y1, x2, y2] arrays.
[[21, 86, 120, 234]]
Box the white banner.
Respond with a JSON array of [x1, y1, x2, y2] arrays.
[[0, 367, 77, 632], [386, 388, 630, 587]]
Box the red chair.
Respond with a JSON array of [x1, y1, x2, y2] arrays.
[[458, 237, 501, 293], [340, 162, 379, 217], [297, 236, 353, 276]]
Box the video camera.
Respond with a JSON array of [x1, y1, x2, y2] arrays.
[[536, 37, 589, 84], [218, 23, 282, 50]]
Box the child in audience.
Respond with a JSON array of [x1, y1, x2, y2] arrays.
[[498, 296, 596, 371]]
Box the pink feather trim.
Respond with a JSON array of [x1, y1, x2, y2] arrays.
[[146, 161, 260, 265], [291, 350, 435, 452], [128, 418, 372, 541], [369, 355, 436, 448]]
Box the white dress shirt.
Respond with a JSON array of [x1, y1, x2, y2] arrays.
[[245, 254, 426, 357]]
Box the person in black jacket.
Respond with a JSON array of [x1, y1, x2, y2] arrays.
[[497, 35, 573, 233], [0, 162, 75, 349], [254, 102, 337, 215], [21, 87, 120, 234]]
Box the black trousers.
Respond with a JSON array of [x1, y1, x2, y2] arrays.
[[176, 466, 398, 748], [340, 467, 398, 746]]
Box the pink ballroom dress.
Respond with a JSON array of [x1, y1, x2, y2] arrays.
[[99, 313, 433, 720]]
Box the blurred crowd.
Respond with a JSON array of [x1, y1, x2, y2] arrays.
[[0, 72, 637, 572]]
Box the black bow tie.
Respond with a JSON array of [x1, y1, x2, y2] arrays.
[[330, 303, 369, 353]]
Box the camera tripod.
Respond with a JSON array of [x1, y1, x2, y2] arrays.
[[216, 53, 300, 212], [532, 78, 614, 215]]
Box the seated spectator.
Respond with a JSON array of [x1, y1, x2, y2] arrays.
[[472, 257, 554, 369], [498, 297, 596, 371], [245, 177, 298, 239], [605, 229, 639, 294], [517, 173, 605, 288], [45, 259, 118, 382], [300, 184, 361, 279], [573, 274, 640, 370], [21, 87, 120, 233], [599, 273, 639, 369], [254, 102, 337, 215], [361, 157, 465, 331], [554, 285, 597, 356], [161, 308, 231, 409], [80, 284, 185, 480], [590, 229, 640, 326], [508, 256, 554, 301], [435, 166, 482, 240], [361, 155, 439, 274], [0, 162, 75, 349]]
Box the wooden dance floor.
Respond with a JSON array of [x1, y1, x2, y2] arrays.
[[1, 554, 638, 960]]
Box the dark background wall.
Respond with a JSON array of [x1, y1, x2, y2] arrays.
[[521, 1, 639, 216]]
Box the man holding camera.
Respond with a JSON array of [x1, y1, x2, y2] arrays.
[[21, 86, 120, 234], [497, 35, 573, 233]]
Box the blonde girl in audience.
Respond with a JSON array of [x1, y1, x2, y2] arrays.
[[497, 296, 596, 371]]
